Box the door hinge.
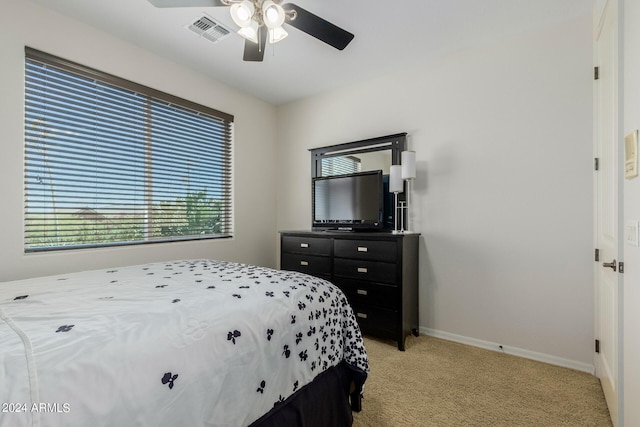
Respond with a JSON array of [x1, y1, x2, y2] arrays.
[[619, 262, 624, 273], [595, 248, 600, 262], [595, 339, 600, 353], [594, 66, 599, 80], [594, 157, 600, 171]]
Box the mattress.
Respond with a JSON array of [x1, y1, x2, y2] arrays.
[[0, 259, 369, 427]]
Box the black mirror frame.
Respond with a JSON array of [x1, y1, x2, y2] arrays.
[[309, 133, 407, 178]]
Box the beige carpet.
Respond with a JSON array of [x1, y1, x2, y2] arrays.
[[352, 335, 612, 427]]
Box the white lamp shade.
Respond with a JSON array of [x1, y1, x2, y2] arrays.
[[268, 26, 288, 44], [237, 20, 259, 43], [389, 165, 404, 193], [230, 1, 255, 27], [401, 150, 416, 179], [262, 1, 286, 28]]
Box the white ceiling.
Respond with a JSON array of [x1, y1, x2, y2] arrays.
[[32, 0, 593, 105]]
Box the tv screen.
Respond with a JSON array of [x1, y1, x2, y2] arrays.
[[312, 170, 383, 230]]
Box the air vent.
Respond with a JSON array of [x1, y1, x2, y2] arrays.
[[186, 15, 232, 44]]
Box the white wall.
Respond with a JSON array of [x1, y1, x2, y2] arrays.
[[276, 16, 594, 368], [0, 0, 599, 373], [0, 0, 278, 281], [623, 0, 640, 424]]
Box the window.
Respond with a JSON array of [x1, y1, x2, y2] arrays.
[[24, 47, 234, 252]]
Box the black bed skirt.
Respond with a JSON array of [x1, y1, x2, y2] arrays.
[[250, 361, 366, 427]]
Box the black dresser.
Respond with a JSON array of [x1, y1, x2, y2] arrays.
[[280, 231, 419, 351]]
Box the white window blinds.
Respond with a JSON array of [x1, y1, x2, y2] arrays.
[[24, 47, 233, 252]]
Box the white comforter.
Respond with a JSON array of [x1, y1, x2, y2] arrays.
[[0, 260, 369, 427]]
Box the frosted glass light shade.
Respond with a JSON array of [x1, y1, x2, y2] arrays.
[[268, 26, 288, 43], [230, 1, 255, 27], [389, 165, 403, 193], [237, 20, 259, 43], [401, 150, 416, 179], [262, 1, 286, 28]]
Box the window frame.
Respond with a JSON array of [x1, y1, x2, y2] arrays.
[[24, 47, 234, 253]]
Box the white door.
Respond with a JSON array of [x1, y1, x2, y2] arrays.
[[594, 0, 621, 425]]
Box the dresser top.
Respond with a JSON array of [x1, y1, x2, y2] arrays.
[[280, 230, 420, 239]]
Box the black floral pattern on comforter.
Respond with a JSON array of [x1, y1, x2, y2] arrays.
[[0, 259, 369, 427]]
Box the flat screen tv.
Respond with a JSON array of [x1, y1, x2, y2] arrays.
[[312, 170, 384, 231]]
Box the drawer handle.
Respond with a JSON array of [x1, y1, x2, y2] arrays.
[[357, 246, 368, 252], [357, 289, 368, 296], [300, 261, 309, 266], [300, 243, 309, 248], [357, 267, 368, 273], [357, 312, 368, 319]]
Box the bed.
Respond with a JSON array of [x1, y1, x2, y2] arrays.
[[0, 259, 368, 427]]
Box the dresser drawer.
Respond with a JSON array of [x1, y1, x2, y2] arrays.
[[337, 278, 397, 309], [334, 239, 396, 262], [334, 258, 397, 284], [281, 253, 331, 277], [282, 235, 332, 256], [351, 304, 398, 340]]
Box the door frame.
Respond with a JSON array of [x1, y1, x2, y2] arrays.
[[593, 0, 624, 425]]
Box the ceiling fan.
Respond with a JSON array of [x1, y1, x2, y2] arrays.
[[147, 0, 355, 62]]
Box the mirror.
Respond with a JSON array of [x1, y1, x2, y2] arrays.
[[310, 133, 406, 178], [319, 151, 391, 176]]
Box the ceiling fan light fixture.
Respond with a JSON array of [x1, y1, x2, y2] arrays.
[[268, 26, 288, 44], [230, 0, 255, 28], [150, 0, 355, 61], [262, 1, 285, 28], [237, 20, 259, 43]]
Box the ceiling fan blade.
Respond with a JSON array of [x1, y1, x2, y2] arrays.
[[243, 29, 268, 62], [282, 3, 354, 50], [147, 0, 227, 8]]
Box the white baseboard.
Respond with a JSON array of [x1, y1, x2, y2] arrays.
[[419, 327, 595, 374]]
